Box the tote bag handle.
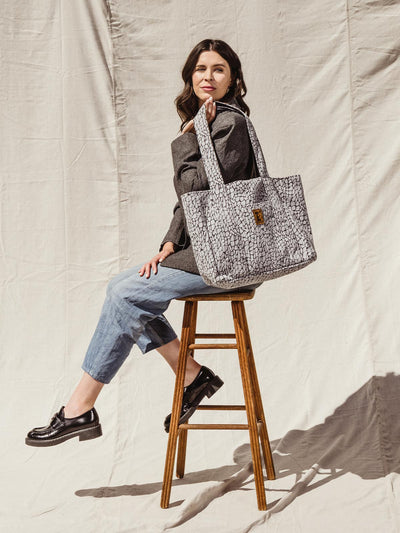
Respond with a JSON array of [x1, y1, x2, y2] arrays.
[[193, 100, 270, 190]]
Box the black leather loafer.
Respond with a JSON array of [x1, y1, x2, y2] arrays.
[[25, 406, 102, 447], [164, 365, 224, 433]]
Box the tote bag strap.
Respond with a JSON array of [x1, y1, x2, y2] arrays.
[[216, 101, 270, 178], [193, 100, 270, 191]]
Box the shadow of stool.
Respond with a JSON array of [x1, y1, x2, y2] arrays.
[[161, 290, 276, 510]]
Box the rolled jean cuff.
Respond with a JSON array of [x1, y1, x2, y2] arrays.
[[135, 315, 178, 354], [81, 364, 112, 385], [81, 329, 178, 384], [137, 331, 178, 354]]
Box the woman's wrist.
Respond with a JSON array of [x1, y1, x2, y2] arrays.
[[162, 241, 176, 253]]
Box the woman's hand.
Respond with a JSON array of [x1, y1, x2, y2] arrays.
[[181, 96, 216, 134], [138, 241, 175, 279]]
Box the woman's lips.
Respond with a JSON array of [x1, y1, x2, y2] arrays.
[[202, 87, 215, 91]]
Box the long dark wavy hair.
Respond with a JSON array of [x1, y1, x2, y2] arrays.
[[175, 39, 250, 132]]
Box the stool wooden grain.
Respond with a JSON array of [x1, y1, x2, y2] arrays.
[[160, 290, 276, 510]]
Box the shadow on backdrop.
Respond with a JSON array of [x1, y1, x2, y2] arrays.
[[76, 373, 400, 523]]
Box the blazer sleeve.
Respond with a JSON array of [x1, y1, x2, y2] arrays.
[[158, 200, 185, 252], [159, 112, 252, 252]]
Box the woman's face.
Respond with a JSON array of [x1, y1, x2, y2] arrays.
[[192, 50, 232, 107]]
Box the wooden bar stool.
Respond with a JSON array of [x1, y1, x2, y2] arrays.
[[160, 290, 276, 510]]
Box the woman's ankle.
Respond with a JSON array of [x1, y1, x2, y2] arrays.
[[184, 363, 202, 387], [63, 403, 93, 419], [63, 372, 104, 419]]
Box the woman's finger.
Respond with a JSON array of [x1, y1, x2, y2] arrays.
[[152, 260, 158, 275], [211, 100, 216, 119], [206, 97, 216, 124], [138, 252, 166, 277]]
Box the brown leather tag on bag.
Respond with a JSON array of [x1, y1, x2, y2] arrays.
[[252, 208, 264, 225]]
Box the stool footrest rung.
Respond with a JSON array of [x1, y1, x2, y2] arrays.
[[188, 343, 238, 350], [196, 405, 246, 411], [179, 423, 249, 430], [195, 333, 236, 338]]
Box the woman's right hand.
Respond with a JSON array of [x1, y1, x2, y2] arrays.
[[138, 241, 175, 279], [181, 96, 216, 134]]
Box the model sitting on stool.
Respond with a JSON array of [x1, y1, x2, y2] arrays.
[[25, 38, 261, 447]]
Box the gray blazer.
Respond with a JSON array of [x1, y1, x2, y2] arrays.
[[159, 97, 257, 276]]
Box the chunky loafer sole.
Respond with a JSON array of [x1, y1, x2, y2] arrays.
[[26, 405, 102, 447], [165, 374, 224, 433], [25, 423, 102, 447]]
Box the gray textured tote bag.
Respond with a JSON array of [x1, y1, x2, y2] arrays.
[[180, 100, 317, 289]]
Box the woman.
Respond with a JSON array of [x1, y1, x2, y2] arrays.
[[25, 38, 261, 447]]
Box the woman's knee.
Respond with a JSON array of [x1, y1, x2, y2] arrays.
[[106, 273, 122, 298], [107, 272, 145, 307], [106, 272, 131, 300], [106, 265, 143, 299]]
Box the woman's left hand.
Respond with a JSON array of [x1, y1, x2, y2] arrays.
[[181, 96, 216, 134]]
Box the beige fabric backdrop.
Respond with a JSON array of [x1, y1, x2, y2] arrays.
[[1, 0, 399, 531]]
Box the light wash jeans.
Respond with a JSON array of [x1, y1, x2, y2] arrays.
[[81, 263, 262, 384]]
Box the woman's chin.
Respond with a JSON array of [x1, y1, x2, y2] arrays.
[[199, 92, 219, 103]]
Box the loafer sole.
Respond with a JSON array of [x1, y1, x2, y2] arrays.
[[165, 375, 224, 433], [25, 423, 102, 447]]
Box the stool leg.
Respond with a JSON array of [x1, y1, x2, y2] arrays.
[[161, 300, 198, 508], [239, 302, 276, 480], [175, 297, 198, 479], [232, 301, 267, 511], [176, 428, 188, 478]]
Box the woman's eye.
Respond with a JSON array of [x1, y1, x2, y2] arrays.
[[195, 67, 224, 72]]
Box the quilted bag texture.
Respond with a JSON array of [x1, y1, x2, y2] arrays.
[[181, 101, 317, 288]]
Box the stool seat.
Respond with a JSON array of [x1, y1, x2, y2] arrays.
[[161, 289, 275, 510], [176, 290, 255, 302]]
